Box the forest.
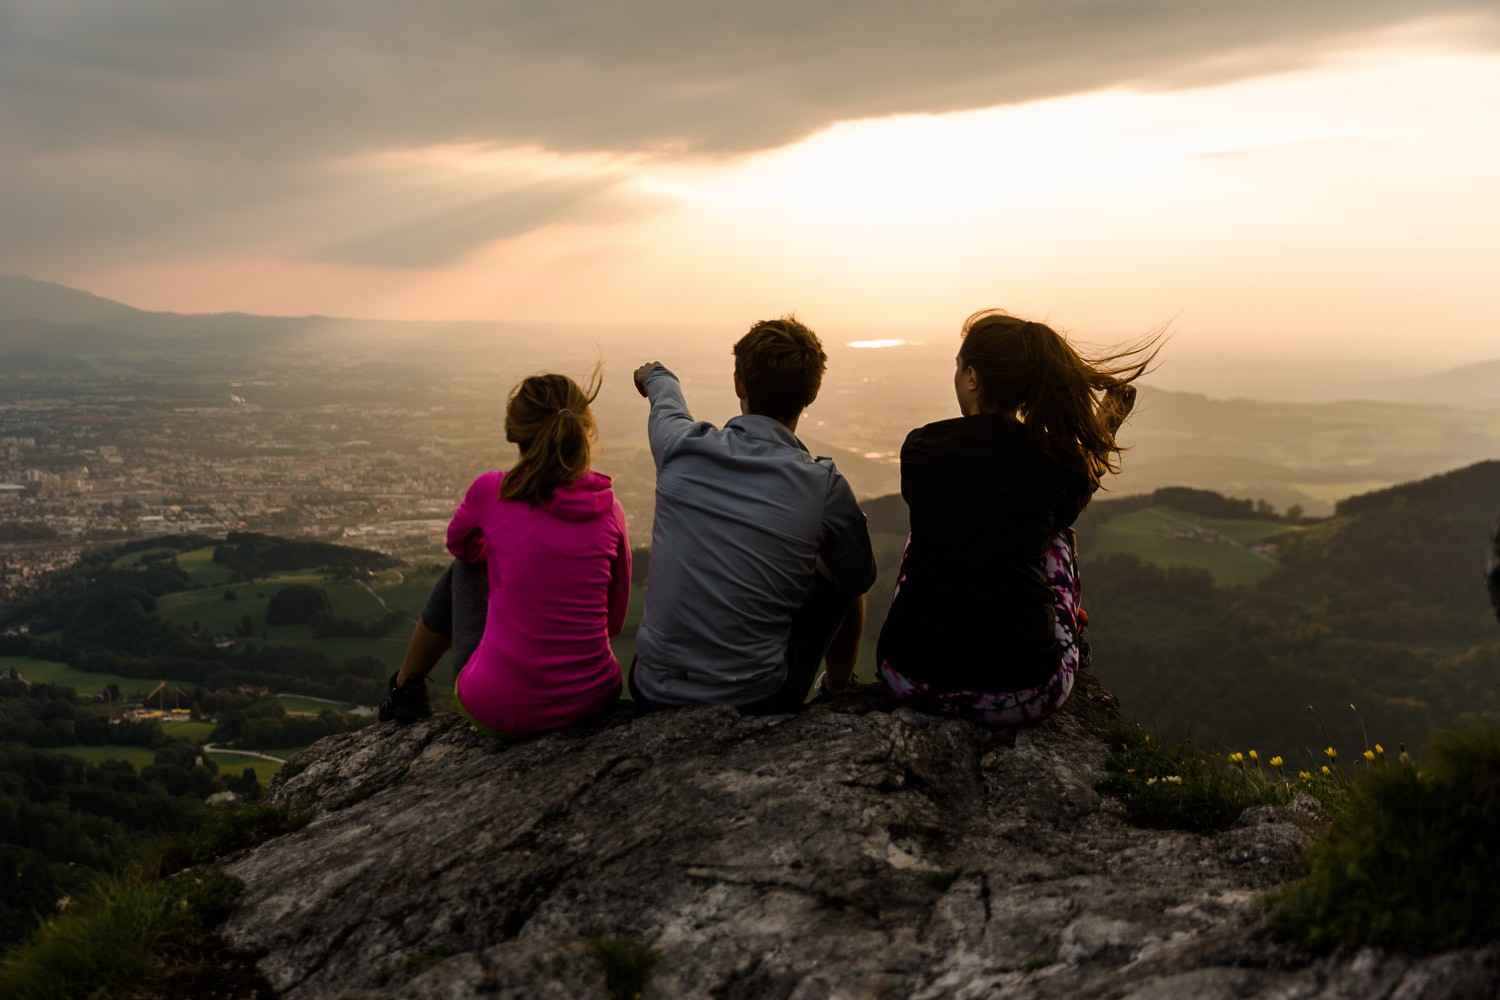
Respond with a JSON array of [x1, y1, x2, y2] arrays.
[[1085, 462, 1500, 757]]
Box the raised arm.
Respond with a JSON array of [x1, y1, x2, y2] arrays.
[[635, 362, 701, 468]]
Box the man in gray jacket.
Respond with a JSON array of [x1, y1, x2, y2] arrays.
[[630, 316, 876, 713]]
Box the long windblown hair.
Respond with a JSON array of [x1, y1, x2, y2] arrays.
[[959, 310, 1163, 490], [499, 369, 602, 504]]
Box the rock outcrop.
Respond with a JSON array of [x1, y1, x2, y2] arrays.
[[219, 676, 1500, 998]]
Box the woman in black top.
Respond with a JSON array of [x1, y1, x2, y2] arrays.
[[876, 309, 1157, 727]]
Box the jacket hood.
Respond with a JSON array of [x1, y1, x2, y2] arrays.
[[539, 470, 617, 521]]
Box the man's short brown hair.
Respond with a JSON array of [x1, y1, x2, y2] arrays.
[[732, 316, 827, 422]]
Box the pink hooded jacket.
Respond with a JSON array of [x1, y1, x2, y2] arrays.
[[447, 469, 629, 735]]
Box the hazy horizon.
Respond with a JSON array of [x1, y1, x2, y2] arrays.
[[5, 272, 1496, 405]]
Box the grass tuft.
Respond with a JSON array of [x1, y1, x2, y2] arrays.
[[0, 865, 244, 1000], [159, 801, 311, 874], [590, 935, 660, 1000], [1268, 722, 1500, 953], [1097, 721, 1293, 833]]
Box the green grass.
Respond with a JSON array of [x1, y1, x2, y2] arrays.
[[1269, 722, 1500, 954], [156, 572, 335, 635], [277, 694, 370, 714], [371, 567, 444, 618], [45, 745, 160, 769], [158, 801, 311, 872], [160, 720, 216, 742], [2, 656, 164, 697], [251, 633, 409, 664], [1096, 721, 1293, 833], [156, 584, 261, 636], [176, 546, 236, 586], [0, 866, 245, 1000], [0, 802, 309, 999], [110, 547, 177, 568], [202, 758, 283, 791], [1089, 506, 1293, 587], [324, 581, 388, 619]]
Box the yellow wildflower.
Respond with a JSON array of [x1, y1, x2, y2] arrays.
[[1363, 749, 1376, 762], [1375, 744, 1385, 757], [1324, 746, 1338, 761], [1269, 756, 1284, 768], [1249, 750, 1259, 762], [1321, 765, 1331, 775], [1298, 770, 1312, 780], [1228, 752, 1245, 764]]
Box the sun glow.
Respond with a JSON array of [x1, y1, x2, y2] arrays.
[[68, 43, 1500, 361]]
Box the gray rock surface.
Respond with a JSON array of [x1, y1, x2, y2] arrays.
[[219, 675, 1500, 998]]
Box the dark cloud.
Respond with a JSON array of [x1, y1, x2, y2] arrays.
[[4, 0, 1494, 156], [312, 174, 649, 268], [1, 0, 1494, 267]]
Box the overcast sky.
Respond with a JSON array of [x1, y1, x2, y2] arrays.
[[2, 1, 1497, 362]]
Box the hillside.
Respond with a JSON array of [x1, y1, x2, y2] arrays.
[[1083, 462, 1500, 756]]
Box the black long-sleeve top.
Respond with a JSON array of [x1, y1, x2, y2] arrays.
[[876, 414, 1091, 693]]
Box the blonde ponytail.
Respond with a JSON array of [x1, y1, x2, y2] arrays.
[[499, 369, 602, 504]]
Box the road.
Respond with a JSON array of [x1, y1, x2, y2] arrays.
[[202, 742, 288, 763]]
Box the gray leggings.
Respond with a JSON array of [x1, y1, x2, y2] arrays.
[[420, 560, 489, 682]]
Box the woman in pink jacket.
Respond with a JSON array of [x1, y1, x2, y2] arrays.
[[380, 372, 630, 736]]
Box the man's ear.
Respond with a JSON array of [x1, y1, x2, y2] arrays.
[[733, 373, 748, 402]]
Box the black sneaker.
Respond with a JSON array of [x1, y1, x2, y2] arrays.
[[379, 671, 432, 723]]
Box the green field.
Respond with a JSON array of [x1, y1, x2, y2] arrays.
[[278, 694, 374, 714], [152, 567, 416, 676], [1087, 507, 1295, 587], [46, 745, 159, 769], [157, 570, 335, 634], [160, 720, 216, 741], [205, 752, 286, 786], [47, 743, 302, 787], [3, 657, 366, 721], [177, 545, 236, 585], [249, 634, 409, 665], [373, 567, 445, 618], [3, 656, 166, 697], [111, 547, 178, 568]]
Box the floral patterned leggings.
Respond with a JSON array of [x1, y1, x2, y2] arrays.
[[877, 529, 1082, 728]]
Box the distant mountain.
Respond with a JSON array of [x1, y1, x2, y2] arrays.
[[0, 274, 539, 357], [0, 274, 149, 326], [0, 274, 352, 354], [1356, 357, 1500, 407]]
